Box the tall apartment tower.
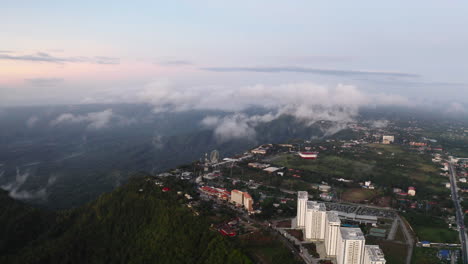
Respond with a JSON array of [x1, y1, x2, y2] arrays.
[[336, 227, 365, 264], [296, 191, 308, 227], [304, 201, 327, 240], [324, 211, 341, 257], [363, 245, 386, 264]]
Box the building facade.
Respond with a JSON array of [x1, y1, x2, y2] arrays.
[[231, 190, 243, 206], [382, 136, 395, 144], [336, 228, 365, 264], [363, 245, 386, 264], [325, 211, 341, 257], [243, 193, 253, 212], [305, 201, 327, 240], [297, 191, 308, 227]]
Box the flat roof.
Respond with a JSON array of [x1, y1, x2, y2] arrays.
[[365, 245, 386, 261], [263, 167, 280, 172], [340, 227, 365, 240], [327, 212, 341, 224], [307, 201, 326, 211], [298, 191, 308, 199]]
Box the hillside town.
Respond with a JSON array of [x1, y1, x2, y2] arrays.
[[150, 119, 468, 264]]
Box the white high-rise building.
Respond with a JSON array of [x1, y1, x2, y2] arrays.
[[324, 211, 341, 257], [297, 191, 308, 227], [336, 227, 365, 264], [363, 245, 386, 264], [304, 201, 327, 240]]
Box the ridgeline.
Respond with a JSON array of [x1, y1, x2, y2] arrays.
[[0, 174, 252, 264]]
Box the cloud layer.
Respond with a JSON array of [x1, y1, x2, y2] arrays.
[[0, 52, 119, 64], [25, 78, 65, 87], [201, 66, 419, 78], [0, 167, 56, 200], [138, 80, 410, 141], [51, 109, 114, 129]]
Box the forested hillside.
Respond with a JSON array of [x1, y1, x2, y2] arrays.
[[0, 174, 252, 264]]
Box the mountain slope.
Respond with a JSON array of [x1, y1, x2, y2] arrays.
[[0, 190, 56, 256], [0, 175, 252, 264]]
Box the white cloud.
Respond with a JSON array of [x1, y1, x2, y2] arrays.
[[50, 109, 114, 129], [139, 80, 412, 141], [368, 119, 390, 128], [26, 116, 39, 128], [446, 102, 466, 114], [0, 167, 56, 201], [202, 114, 269, 142]]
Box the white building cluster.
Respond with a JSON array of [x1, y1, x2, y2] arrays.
[[296, 191, 386, 264]]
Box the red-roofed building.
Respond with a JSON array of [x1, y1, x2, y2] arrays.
[[200, 186, 231, 200], [219, 227, 236, 237]]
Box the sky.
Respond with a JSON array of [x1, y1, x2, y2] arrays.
[[1, 0, 468, 109]]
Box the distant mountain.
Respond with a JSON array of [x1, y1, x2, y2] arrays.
[[0, 104, 350, 209], [3, 104, 448, 209], [0, 174, 252, 264]]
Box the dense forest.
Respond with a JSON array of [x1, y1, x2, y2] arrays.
[[0, 174, 252, 264]]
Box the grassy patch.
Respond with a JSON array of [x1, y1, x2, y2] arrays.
[[239, 231, 301, 264], [404, 212, 459, 243], [341, 188, 380, 203], [394, 223, 405, 242], [367, 143, 405, 154], [411, 247, 442, 264], [366, 237, 407, 264]]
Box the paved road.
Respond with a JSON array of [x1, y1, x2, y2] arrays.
[[400, 216, 415, 264], [448, 162, 468, 264], [387, 218, 399, 240]]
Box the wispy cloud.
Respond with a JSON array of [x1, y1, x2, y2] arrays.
[[0, 167, 56, 200], [354, 78, 466, 87], [25, 78, 64, 87], [0, 52, 120, 64], [50, 109, 114, 130], [26, 116, 39, 128], [159, 60, 193, 66], [138, 80, 411, 140], [201, 66, 419, 78], [446, 102, 467, 114]]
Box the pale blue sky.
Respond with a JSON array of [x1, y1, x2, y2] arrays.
[[1, 0, 467, 106]]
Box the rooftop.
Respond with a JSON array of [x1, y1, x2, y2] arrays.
[[298, 191, 308, 199], [307, 201, 326, 211], [365, 245, 385, 261], [327, 212, 341, 224], [340, 227, 365, 240]]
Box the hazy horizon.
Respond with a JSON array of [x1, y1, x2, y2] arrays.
[[1, 1, 467, 115]]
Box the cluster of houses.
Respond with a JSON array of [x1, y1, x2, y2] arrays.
[[394, 186, 416, 197], [198, 185, 254, 212]]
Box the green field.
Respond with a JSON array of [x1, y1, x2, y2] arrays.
[[404, 212, 459, 243], [270, 143, 449, 199], [238, 231, 302, 264], [411, 247, 445, 264], [341, 188, 380, 203], [366, 237, 407, 264]]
